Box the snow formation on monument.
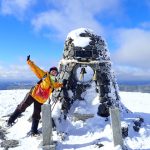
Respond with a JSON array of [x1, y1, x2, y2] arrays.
[[51, 28, 144, 137], [52, 28, 123, 117]]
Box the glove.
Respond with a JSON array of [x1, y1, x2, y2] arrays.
[[27, 55, 30, 61]]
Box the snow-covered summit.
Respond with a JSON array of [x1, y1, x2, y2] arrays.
[[0, 89, 150, 150], [66, 28, 94, 47]]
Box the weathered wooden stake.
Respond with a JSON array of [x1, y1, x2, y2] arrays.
[[110, 108, 123, 147], [42, 104, 54, 149]]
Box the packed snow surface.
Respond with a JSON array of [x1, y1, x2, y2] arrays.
[[0, 84, 150, 150]]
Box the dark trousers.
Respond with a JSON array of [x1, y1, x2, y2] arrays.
[[16, 92, 42, 120]]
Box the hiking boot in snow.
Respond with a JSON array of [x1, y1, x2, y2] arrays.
[[29, 119, 40, 136], [7, 110, 21, 127], [26, 119, 40, 136], [27, 130, 41, 136], [6, 120, 17, 127]]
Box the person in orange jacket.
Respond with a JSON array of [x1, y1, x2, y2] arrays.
[[7, 55, 63, 135]]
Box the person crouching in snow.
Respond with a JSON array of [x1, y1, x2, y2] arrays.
[[7, 55, 63, 135]]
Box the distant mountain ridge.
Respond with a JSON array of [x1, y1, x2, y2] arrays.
[[1, 80, 150, 93], [118, 80, 150, 85], [118, 81, 150, 93], [119, 85, 150, 93], [0, 81, 36, 90]]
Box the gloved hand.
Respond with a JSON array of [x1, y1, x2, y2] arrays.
[[27, 55, 30, 61]]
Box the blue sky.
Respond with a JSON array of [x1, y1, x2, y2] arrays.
[[0, 0, 150, 82]]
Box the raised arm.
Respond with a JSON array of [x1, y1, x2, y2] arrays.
[[27, 55, 46, 79]]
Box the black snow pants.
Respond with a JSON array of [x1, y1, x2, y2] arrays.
[[16, 92, 42, 120]]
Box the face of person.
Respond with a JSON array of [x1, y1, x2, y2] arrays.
[[50, 70, 58, 76]]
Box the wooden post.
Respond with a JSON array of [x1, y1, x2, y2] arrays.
[[42, 104, 54, 149], [110, 108, 123, 147]]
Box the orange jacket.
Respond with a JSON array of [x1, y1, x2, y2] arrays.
[[27, 60, 63, 104]]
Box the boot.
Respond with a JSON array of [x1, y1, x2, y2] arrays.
[[7, 110, 21, 126], [29, 119, 40, 135]]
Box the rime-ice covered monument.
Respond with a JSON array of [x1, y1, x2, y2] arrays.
[[45, 28, 145, 147], [52, 28, 122, 118]]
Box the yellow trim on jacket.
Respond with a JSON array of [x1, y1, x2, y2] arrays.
[[27, 60, 63, 104]]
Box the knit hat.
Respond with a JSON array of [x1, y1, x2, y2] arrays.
[[49, 66, 58, 73]]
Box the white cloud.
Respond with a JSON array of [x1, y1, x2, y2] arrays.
[[112, 28, 150, 69], [111, 28, 150, 81], [0, 0, 36, 19], [113, 65, 150, 81], [32, 0, 122, 39], [0, 64, 35, 81], [0, 60, 53, 81]]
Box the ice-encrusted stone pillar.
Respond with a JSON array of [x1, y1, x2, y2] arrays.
[[52, 28, 121, 118]]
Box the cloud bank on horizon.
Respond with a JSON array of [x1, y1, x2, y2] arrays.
[[0, 0, 150, 82]]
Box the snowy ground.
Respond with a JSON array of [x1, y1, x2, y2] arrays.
[[0, 84, 150, 150]]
